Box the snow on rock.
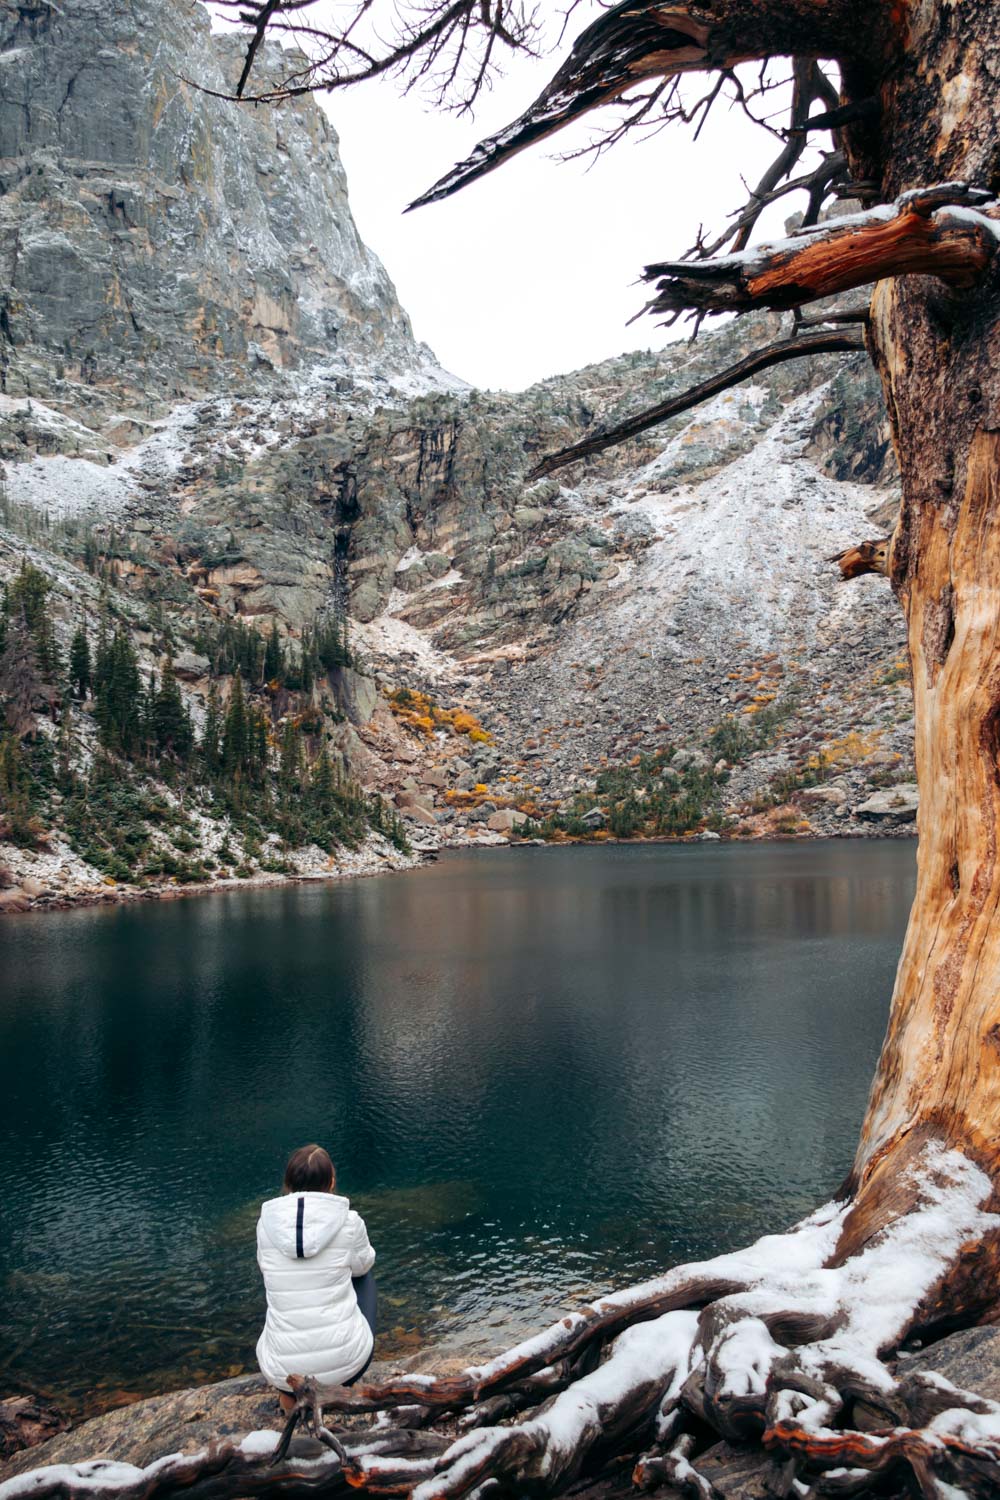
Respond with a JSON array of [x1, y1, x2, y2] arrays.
[[238, 1431, 279, 1457], [354, 605, 462, 686], [4, 454, 136, 520]]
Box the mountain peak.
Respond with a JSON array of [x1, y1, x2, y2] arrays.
[[0, 0, 424, 407]]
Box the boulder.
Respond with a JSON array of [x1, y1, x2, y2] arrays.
[[19, 876, 47, 898], [0, 1376, 278, 1475], [671, 748, 712, 775], [513, 506, 546, 529], [853, 782, 919, 822], [487, 809, 527, 833], [580, 807, 606, 830], [171, 651, 210, 681], [422, 768, 449, 789], [1, 1394, 69, 1461], [396, 791, 435, 815], [394, 560, 429, 593], [904, 1325, 1000, 1404], [400, 804, 437, 828], [797, 785, 849, 810], [0, 889, 30, 912], [330, 667, 379, 727]]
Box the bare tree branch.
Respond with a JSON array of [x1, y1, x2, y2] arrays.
[[404, 1, 872, 209], [204, 0, 542, 105], [830, 537, 892, 580], [528, 329, 865, 478]]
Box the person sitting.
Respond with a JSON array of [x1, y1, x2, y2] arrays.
[[256, 1143, 377, 1413]]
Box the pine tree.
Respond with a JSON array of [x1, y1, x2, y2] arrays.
[[69, 624, 91, 699], [221, 674, 249, 779], [0, 611, 44, 739], [143, 669, 158, 759], [5, 561, 59, 678], [201, 682, 223, 774], [248, 701, 270, 783], [0, 732, 36, 843], [263, 621, 283, 684], [94, 627, 142, 754], [278, 719, 302, 794], [152, 657, 193, 760], [94, 611, 112, 697], [311, 748, 336, 809]]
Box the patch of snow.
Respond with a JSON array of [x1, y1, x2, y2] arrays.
[[239, 1431, 279, 1456], [4, 454, 136, 519], [353, 606, 460, 685], [427, 568, 463, 590]]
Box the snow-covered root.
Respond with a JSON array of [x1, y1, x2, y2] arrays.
[[6, 1146, 1000, 1500], [405, 1311, 702, 1500], [0, 1428, 448, 1500]]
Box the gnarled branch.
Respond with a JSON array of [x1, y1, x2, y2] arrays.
[[407, 0, 872, 210], [640, 184, 999, 321], [529, 330, 865, 478]]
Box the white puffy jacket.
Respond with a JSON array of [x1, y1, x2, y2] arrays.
[[256, 1191, 376, 1390]]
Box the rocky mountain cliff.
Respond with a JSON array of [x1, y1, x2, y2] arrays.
[[0, 0, 915, 911], [0, 0, 433, 404]]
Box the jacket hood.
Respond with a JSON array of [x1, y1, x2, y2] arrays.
[[259, 1192, 351, 1260]]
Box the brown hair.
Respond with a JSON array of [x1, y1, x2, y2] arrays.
[[283, 1144, 335, 1193]]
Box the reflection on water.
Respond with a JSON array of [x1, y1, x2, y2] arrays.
[[0, 842, 915, 1414]]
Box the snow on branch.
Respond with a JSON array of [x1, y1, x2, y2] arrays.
[[640, 183, 1000, 321]]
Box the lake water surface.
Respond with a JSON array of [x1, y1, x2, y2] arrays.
[[0, 841, 915, 1414]]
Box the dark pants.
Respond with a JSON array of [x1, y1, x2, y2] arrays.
[[345, 1271, 378, 1386]]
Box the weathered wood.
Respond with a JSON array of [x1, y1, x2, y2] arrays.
[[764, 1419, 1000, 1497], [640, 187, 999, 320], [26, 5, 1000, 1499], [830, 538, 891, 581], [0, 1397, 68, 1463], [307, 1275, 744, 1417]]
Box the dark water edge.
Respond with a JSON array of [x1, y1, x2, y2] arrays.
[[0, 841, 916, 1417]]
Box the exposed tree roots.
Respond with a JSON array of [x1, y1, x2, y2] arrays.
[[7, 1146, 1000, 1500]]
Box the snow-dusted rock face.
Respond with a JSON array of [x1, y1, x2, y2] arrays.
[[0, 0, 914, 903], [0, 0, 422, 402]]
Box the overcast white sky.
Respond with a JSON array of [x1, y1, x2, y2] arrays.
[[240, 7, 828, 391]]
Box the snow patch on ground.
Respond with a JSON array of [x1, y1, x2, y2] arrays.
[[354, 603, 461, 685], [4, 453, 136, 520]]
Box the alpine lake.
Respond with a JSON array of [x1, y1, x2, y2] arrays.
[[0, 840, 916, 1417]]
